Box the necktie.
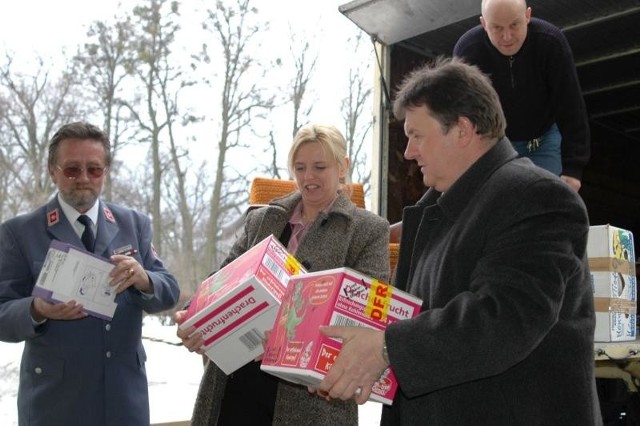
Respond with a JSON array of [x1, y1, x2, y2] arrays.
[[77, 215, 95, 252]]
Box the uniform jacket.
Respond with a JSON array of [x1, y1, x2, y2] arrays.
[[0, 196, 180, 426], [454, 17, 590, 180], [191, 190, 390, 425], [381, 138, 601, 425]]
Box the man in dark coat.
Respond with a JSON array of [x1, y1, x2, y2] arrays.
[[318, 57, 601, 425]]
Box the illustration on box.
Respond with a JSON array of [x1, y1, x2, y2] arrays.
[[261, 268, 423, 404], [611, 228, 634, 262], [269, 280, 306, 358], [32, 240, 117, 320], [587, 225, 637, 342]]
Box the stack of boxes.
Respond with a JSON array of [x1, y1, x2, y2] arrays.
[[587, 224, 637, 342], [183, 237, 423, 404]]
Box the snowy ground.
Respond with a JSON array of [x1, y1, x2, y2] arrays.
[[0, 316, 382, 425]]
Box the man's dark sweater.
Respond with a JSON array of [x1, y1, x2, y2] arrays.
[[454, 17, 590, 179]]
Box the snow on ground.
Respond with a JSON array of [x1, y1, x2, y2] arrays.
[[0, 316, 382, 425], [0, 340, 22, 426]]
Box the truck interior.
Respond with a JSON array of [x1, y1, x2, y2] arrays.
[[340, 0, 640, 422], [339, 0, 640, 258]]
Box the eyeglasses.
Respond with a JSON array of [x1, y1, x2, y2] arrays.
[[55, 164, 108, 179]]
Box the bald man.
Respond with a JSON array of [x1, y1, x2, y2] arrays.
[[454, 0, 590, 192]]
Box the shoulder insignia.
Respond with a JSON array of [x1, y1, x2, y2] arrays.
[[103, 207, 115, 223], [47, 209, 60, 226]]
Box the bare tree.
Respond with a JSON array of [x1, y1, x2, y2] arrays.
[[122, 0, 183, 257], [0, 55, 84, 218], [0, 97, 14, 222], [75, 16, 138, 200], [341, 33, 374, 194], [289, 37, 318, 139], [114, 0, 217, 293], [264, 130, 283, 179], [0, 1, 376, 295], [256, 28, 318, 180], [199, 0, 274, 269]]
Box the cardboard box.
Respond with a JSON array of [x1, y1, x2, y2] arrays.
[[180, 235, 305, 374], [587, 224, 637, 342], [260, 267, 423, 405]]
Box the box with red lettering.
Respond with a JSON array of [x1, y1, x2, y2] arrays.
[[179, 235, 305, 374], [260, 267, 423, 404]]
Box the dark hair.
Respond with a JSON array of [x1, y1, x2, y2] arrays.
[[392, 56, 506, 139], [48, 122, 112, 167]]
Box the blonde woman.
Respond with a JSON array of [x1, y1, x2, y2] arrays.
[[177, 123, 390, 425]]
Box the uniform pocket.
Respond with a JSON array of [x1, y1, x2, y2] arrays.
[[136, 345, 147, 369], [26, 351, 64, 385]]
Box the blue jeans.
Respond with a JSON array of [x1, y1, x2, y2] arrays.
[[511, 123, 562, 175]]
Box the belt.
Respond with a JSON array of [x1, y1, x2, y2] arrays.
[[527, 137, 541, 152]]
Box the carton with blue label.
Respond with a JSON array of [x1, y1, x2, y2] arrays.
[[587, 224, 637, 342]]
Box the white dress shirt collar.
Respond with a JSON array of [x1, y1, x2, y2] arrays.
[[57, 194, 100, 236]]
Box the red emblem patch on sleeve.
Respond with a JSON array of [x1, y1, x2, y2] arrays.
[[151, 244, 161, 260]]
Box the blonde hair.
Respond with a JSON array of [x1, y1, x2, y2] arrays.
[[287, 123, 352, 186]]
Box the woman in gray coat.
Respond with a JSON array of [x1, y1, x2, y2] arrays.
[[177, 123, 390, 425]]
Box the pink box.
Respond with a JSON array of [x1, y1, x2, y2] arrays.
[[180, 235, 305, 374], [260, 267, 423, 405]]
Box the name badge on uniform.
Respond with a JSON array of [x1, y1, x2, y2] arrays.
[[113, 244, 137, 256]]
